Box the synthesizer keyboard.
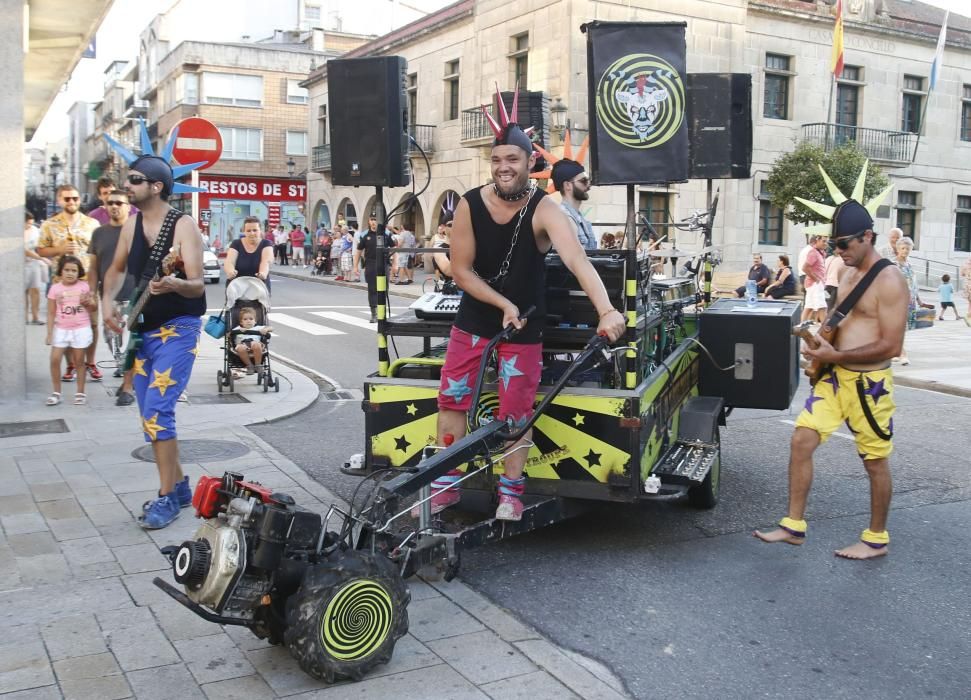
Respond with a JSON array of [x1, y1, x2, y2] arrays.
[[410, 292, 462, 320]]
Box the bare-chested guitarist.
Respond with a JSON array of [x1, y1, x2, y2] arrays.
[[754, 200, 909, 559]]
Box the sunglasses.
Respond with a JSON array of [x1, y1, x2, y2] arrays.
[[573, 177, 590, 185], [106, 200, 127, 206], [832, 232, 865, 250], [127, 175, 156, 185], [62, 196, 80, 202]]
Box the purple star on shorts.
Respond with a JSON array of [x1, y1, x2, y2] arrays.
[[864, 377, 889, 404], [804, 392, 823, 414], [823, 372, 839, 393]]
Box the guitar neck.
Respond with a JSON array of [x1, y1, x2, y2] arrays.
[[128, 274, 159, 328]]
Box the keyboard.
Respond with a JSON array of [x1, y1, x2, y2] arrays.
[[410, 292, 462, 320]]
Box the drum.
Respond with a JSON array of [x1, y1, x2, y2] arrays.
[[650, 277, 698, 306]]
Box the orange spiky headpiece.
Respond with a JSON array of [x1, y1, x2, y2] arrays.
[[530, 129, 590, 194]]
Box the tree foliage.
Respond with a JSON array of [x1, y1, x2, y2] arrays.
[[764, 143, 890, 226]]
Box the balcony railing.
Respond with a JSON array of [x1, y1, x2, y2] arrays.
[[801, 123, 917, 166], [312, 144, 331, 172], [408, 124, 436, 154], [461, 105, 496, 144], [123, 95, 149, 117]]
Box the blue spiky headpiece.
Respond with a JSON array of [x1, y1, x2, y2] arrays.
[[104, 118, 207, 196]]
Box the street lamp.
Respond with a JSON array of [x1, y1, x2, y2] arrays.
[[550, 97, 567, 136], [286, 157, 296, 178], [48, 154, 62, 214]]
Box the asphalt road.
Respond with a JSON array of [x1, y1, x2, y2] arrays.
[[236, 274, 971, 700]]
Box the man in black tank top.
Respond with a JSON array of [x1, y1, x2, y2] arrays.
[[431, 118, 626, 522], [101, 155, 207, 530]]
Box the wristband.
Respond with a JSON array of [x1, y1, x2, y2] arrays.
[[598, 308, 618, 319]]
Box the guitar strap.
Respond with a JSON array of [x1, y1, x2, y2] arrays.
[[820, 257, 894, 442], [136, 210, 182, 282]]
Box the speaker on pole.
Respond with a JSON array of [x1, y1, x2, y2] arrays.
[[329, 56, 410, 187], [686, 73, 752, 180]]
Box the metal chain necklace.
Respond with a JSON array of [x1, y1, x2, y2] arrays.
[[475, 183, 536, 288]]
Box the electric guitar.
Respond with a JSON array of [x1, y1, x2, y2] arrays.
[[122, 244, 183, 371], [791, 320, 834, 386]]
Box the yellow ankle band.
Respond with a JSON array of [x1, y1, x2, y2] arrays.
[[861, 529, 889, 547], [779, 517, 807, 536]]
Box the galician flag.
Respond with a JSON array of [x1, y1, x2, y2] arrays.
[[929, 11, 949, 93], [830, 0, 844, 77]]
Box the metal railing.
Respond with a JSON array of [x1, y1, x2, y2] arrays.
[[408, 124, 436, 154], [123, 95, 148, 116], [312, 144, 331, 172], [909, 254, 963, 292], [461, 105, 496, 143], [801, 123, 918, 165]]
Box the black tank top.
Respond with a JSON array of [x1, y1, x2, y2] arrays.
[[128, 211, 207, 331], [454, 186, 548, 343]]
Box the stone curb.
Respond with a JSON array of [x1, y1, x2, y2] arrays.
[[893, 376, 971, 399]]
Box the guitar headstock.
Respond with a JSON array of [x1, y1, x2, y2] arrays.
[[161, 243, 184, 276]]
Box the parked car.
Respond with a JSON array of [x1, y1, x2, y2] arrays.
[[203, 239, 221, 284]]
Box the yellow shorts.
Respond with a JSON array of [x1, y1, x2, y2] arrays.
[[795, 365, 895, 460]]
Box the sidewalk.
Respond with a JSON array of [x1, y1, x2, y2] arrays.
[[273, 262, 971, 396], [0, 328, 628, 699]]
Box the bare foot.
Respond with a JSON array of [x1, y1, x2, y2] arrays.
[[835, 541, 888, 560], [753, 528, 804, 545]]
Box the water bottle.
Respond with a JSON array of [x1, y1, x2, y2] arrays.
[[745, 279, 758, 308]]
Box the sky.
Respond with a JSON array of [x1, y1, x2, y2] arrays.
[[28, 0, 968, 149]]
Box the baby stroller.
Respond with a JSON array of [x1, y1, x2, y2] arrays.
[[217, 277, 279, 393]]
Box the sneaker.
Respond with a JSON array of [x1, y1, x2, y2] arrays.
[[86, 364, 103, 381], [138, 493, 180, 529], [335, 275, 344, 281], [112, 368, 124, 378], [62, 365, 76, 382], [369, 311, 377, 323], [142, 476, 193, 512], [115, 391, 135, 407], [409, 487, 460, 518], [495, 494, 524, 521]]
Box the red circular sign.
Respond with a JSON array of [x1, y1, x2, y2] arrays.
[[170, 117, 222, 171]]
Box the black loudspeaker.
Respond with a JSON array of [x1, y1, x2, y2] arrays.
[[329, 57, 409, 187], [686, 73, 752, 180], [698, 298, 801, 410]]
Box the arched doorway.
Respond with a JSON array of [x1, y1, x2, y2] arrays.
[[392, 193, 424, 244], [312, 200, 331, 229], [336, 197, 358, 229]]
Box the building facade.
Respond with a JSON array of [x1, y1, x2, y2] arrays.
[[66, 101, 95, 203], [304, 0, 971, 277]]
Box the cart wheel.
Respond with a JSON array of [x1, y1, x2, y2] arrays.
[[284, 550, 410, 682], [687, 428, 721, 509], [216, 370, 224, 393], [227, 371, 235, 393], [257, 371, 263, 385], [262, 375, 269, 393]]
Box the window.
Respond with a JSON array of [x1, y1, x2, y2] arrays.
[[286, 130, 308, 156], [305, 4, 321, 23], [758, 183, 784, 246], [510, 33, 529, 90], [961, 85, 971, 142], [406, 73, 417, 126], [895, 190, 920, 246], [287, 79, 308, 105], [317, 104, 327, 145], [901, 75, 924, 134], [184, 72, 198, 105], [202, 72, 263, 107], [444, 60, 460, 121], [763, 54, 791, 120], [956, 196, 971, 252], [218, 127, 262, 160], [638, 191, 671, 231]]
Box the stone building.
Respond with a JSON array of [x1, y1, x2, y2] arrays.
[[304, 0, 971, 278]]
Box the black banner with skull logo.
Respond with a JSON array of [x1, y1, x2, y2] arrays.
[[583, 21, 688, 185]]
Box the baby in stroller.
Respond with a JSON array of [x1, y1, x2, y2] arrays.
[[230, 306, 272, 374], [310, 251, 330, 276]]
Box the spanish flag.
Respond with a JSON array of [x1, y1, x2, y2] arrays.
[[831, 0, 845, 77]]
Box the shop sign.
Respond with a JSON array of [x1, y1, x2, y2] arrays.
[[199, 175, 307, 201]]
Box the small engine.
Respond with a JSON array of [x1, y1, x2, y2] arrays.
[[168, 471, 324, 630]]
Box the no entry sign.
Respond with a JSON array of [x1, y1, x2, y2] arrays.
[[170, 117, 222, 171]]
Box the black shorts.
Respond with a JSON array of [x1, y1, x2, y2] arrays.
[[941, 301, 955, 308]]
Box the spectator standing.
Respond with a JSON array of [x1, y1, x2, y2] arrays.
[[937, 274, 959, 320], [36, 183, 101, 383], [796, 235, 818, 291], [24, 212, 49, 325], [961, 258, 971, 327], [330, 227, 343, 276], [351, 225, 366, 282], [735, 253, 772, 297], [824, 248, 845, 312], [303, 225, 313, 263], [45, 256, 97, 406], [290, 225, 307, 267], [315, 229, 333, 275], [763, 254, 796, 299], [397, 227, 417, 285], [273, 225, 289, 265], [225, 217, 274, 290], [337, 228, 354, 281], [894, 236, 919, 365], [85, 190, 138, 404], [880, 228, 902, 260], [87, 176, 139, 225], [801, 235, 827, 323]]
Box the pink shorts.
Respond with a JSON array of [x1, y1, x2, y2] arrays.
[[437, 326, 542, 425]]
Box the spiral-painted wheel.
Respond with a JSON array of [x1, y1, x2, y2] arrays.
[[284, 550, 410, 682]]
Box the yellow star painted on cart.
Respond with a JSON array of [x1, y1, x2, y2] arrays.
[[149, 367, 178, 397], [405, 403, 418, 416], [132, 357, 148, 377], [150, 325, 180, 343], [142, 413, 165, 440], [572, 413, 585, 426]]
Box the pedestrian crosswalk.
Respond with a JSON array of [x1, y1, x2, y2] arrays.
[[266, 307, 375, 337]]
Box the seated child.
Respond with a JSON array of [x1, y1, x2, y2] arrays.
[[230, 306, 272, 374]]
